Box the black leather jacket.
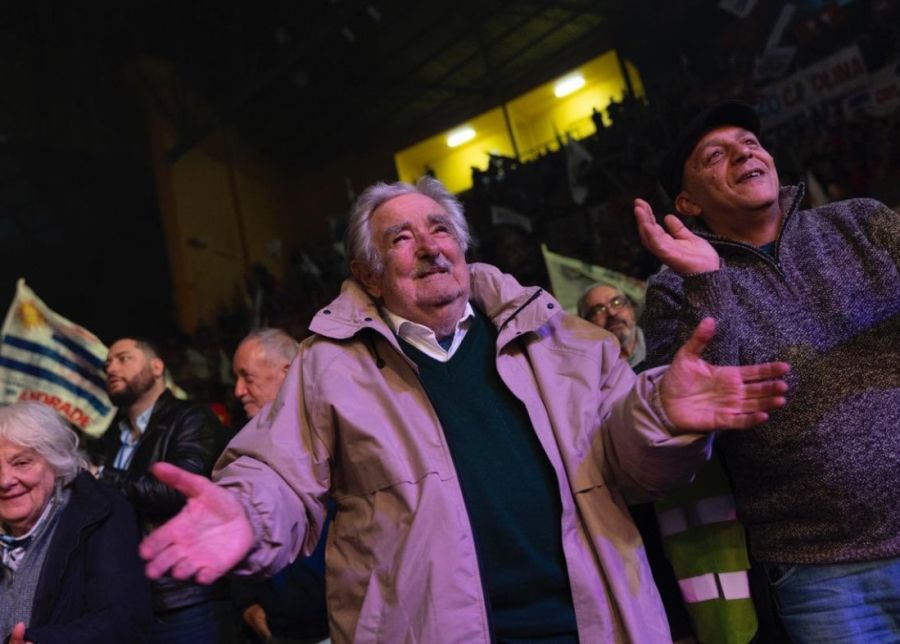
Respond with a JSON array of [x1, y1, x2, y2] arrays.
[[90, 388, 229, 612]]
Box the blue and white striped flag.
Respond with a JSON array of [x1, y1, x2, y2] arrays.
[[0, 279, 114, 437]]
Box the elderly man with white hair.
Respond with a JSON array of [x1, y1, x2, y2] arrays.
[[232, 328, 299, 420], [0, 401, 151, 644], [139, 176, 790, 643], [230, 328, 330, 644]]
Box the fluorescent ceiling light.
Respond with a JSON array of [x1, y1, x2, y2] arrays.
[[554, 73, 585, 98], [447, 126, 476, 147]]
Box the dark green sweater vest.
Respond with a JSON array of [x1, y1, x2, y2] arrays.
[[400, 308, 577, 642]]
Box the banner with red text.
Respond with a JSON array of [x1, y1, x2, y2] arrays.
[[0, 279, 113, 437]]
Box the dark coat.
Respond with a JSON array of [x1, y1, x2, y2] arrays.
[[24, 472, 152, 644], [90, 388, 229, 612]]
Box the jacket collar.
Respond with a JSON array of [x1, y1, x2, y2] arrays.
[[116, 387, 175, 421], [31, 473, 111, 623], [467, 263, 560, 344], [309, 263, 561, 349]]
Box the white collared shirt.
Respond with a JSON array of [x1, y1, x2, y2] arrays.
[[113, 402, 155, 470], [382, 302, 475, 362]]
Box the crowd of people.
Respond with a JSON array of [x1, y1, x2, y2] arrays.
[[2, 2, 899, 638], [2, 93, 896, 644]]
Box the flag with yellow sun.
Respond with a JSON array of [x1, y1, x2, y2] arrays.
[[0, 279, 114, 437]]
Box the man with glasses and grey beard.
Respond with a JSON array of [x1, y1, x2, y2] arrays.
[[577, 283, 645, 368]]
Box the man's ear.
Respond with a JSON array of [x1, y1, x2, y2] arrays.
[[150, 357, 165, 378], [675, 191, 703, 218], [350, 259, 382, 299]]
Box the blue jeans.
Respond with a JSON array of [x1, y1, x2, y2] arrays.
[[767, 556, 900, 643]]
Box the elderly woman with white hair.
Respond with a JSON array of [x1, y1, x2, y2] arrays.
[[0, 401, 151, 644]]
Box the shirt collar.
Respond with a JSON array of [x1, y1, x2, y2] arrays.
[[118, 400, 156, 445], [382, 302, 475, 361], [382, 302, 474, 337]]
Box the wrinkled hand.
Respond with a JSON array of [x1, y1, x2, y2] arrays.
[[634, 198, 719, 274], [139, 462, 255, 585], [660, 318, 790, 433], [9, 622, 32, 644]]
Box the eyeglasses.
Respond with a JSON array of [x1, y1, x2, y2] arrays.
[[584, 295, 629, 320]]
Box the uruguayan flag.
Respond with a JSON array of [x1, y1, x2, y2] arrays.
[[0, 279, 113, 437]]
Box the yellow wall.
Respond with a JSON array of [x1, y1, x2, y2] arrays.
[[511, 53, 646, 159], [139, 58, 292, 333], [395, 50, 645, 191], [138, 51, 647, 331], [395, 108, 517, 194]]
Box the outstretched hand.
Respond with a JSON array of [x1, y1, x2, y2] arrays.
[[634, 198, 719, 274], [660, 318, 790, 433], [139, 462, 255, 585], [9, 623, 31, 644]]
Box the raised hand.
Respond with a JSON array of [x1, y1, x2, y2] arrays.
[[634, 198, 719, 274], [659, 318, 790, 433], [139, 462, 255, 584]]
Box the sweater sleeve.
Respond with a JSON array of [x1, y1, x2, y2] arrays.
[[641, 266, 742, 368], [860, 198, 899, 267]]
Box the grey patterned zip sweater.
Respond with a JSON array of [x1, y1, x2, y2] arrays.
[[640, 184, 900, 564]]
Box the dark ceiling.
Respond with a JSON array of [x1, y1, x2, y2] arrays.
[[0, 0, 704, 339], [54, 0, 701, 171]]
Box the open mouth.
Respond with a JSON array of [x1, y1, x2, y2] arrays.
[[737, 169, 764, 183]]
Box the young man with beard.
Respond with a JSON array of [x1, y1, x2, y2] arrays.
[[90, 337, 235, 644]]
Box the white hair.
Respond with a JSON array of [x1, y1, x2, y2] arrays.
[[346, 175, 472, 273], [242, 328, 299, 366], [0, 401, 87, 484]]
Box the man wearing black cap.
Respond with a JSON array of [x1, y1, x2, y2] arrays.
[[634, 101, 900, 642]]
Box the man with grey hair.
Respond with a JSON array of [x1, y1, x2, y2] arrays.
[[577, 283, 645, 367], [140, 176, 789, 643], [230, 328, 330, 644], [232, 328, 299, 420]]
